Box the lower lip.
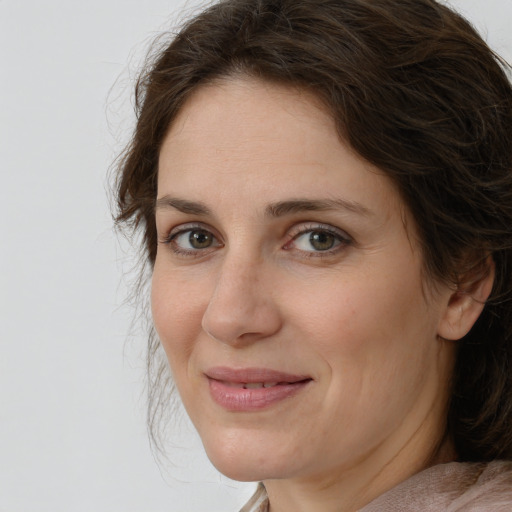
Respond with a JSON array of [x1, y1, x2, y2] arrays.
[[208, 379, 310, 411]]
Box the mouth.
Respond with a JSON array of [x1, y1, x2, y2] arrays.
[[223, 381, 285, 389], [205, 367, 312, 411]]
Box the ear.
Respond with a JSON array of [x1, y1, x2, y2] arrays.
[[437, 256, 495, 341]]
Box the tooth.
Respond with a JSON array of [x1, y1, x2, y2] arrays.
[[224, 381, 245, 388], [263, 382, 278, 388], [244, 382, 264, 389]]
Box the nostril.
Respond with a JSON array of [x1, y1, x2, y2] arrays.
[[201, 283, 282, 345]]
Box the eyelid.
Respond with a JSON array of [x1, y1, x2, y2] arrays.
[[287, 222, 351, 241], [284, 222, 352, 255], [158, 222, 224, 259], [159, 222, 216, 243], [158, 220, 352, 259]]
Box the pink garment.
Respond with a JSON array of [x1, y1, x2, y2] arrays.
[[241, 461, 512, 512], [361, 461, 512, 511]]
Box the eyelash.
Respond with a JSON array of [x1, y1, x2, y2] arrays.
[[285, 223, 352, 258], [159, 222, 352, 259], [160, 223, 221, 257]]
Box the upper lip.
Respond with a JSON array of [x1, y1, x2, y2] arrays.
[[205, 366, 311, 384]]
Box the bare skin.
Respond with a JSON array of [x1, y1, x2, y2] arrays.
[[152, 78, 492, 512]]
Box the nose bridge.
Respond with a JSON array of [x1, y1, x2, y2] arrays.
[[201, 250, 280, 345]]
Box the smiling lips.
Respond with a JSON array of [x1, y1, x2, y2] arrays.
[[205, 367, 312, 411]]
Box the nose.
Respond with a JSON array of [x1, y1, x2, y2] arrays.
[[201, 257, 282, 346]]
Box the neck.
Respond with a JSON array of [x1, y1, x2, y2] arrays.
[[264, 413, 455, 512]]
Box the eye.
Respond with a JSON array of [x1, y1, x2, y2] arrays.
[[297, 231, 338, 251], [175, 229, 215, 250], [162, 225, 222, 256], [285, 224, 351, 256]]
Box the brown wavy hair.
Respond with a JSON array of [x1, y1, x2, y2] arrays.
[[115, 0, 512, 461]]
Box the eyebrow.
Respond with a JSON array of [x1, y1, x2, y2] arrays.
[[155, 196, 211, 215], [154, 196, 372, 217], [265, 198, 373, 218]]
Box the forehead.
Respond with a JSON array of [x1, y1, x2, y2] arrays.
[[161, 78, 335, 171], [157, 78, 404, 224]]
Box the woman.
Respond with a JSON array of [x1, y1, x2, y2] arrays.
[[115, 0, 512, 510]]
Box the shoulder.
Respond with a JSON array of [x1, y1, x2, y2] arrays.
[[450, 460, 512, 511], [240, 462, 512, 512], [239, 483, 269, 512], [361, 460, 512, 512]]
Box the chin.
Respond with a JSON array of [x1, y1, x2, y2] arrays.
[[210, 461, 269, 482], [201, 432, 292, 482], [206, 452, 270, 482]]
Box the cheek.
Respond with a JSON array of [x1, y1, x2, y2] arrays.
[[296, 263, 439, 386], [289, 275, 414, 351], [298, 276, 442, 437], [151, 266, 207, 369]]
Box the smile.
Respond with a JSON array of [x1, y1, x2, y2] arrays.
[[205, 367, 312, 411], [223, 381, 280, 389]]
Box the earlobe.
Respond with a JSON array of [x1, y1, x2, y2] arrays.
[[437, 257, 495, 341]]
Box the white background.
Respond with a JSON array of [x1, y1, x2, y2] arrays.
[[1, 1, 511, 511]]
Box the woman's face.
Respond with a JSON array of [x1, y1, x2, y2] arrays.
[[152, 78, 456, 484]]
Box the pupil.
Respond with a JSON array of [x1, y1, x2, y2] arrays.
[[310, 231, 334, 251], [190, 230, 212, 248]]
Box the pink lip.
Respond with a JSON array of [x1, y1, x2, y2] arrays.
[[205, 367, 312, 412]]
